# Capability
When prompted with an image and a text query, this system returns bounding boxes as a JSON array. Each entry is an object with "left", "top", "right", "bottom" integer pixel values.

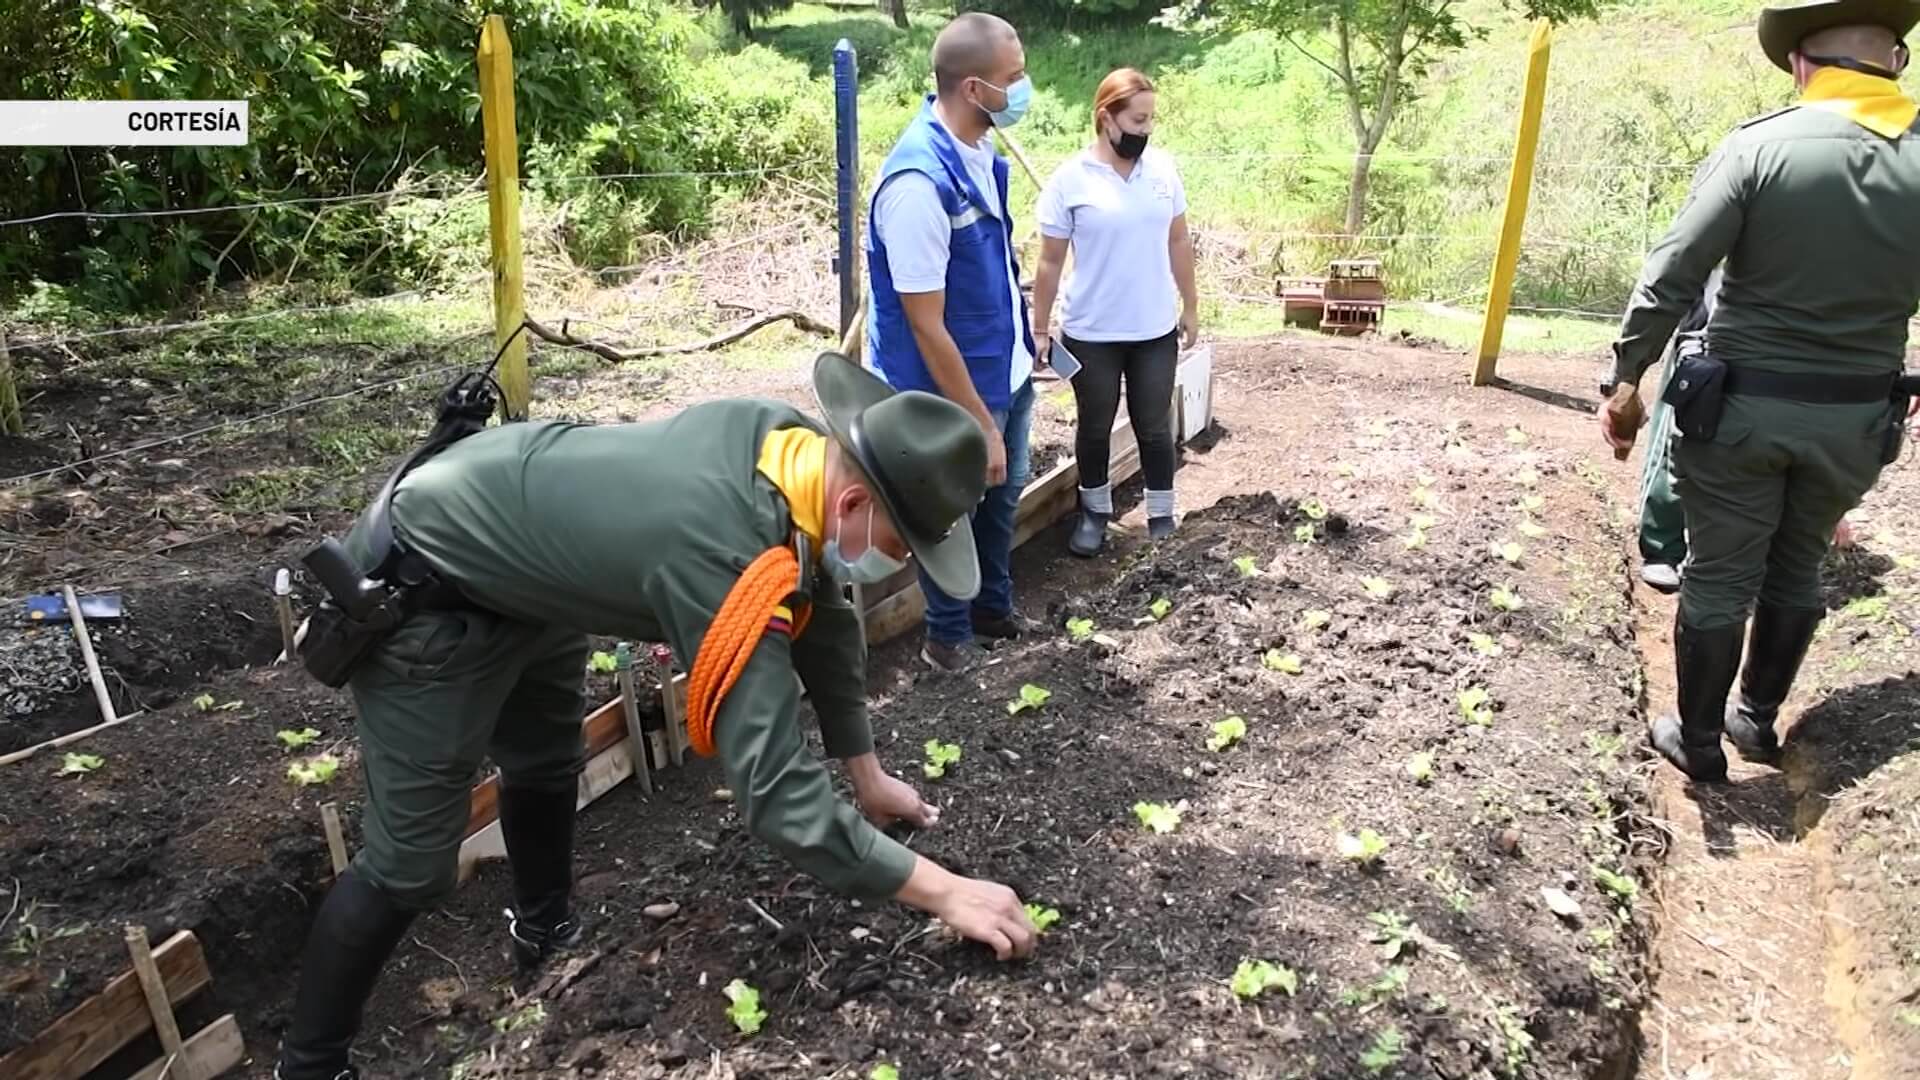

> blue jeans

[{"left": 921, "top": 377, "right": 1034, "bottom": 645}]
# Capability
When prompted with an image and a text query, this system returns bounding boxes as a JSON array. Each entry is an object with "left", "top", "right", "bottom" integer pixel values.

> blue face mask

[
  {"left": 823, "top": 502, "right": 906, "bottom": 587},
  {"left": 976, "top": 75, "right": 1033, "bottom": 128}
]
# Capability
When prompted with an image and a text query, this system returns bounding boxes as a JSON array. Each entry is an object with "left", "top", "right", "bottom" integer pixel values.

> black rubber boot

[
  {"left": 499, "top": 785, "right": 582, "bottom": 972},
  {"left": 1068, "top": 509, "right": 1109, "bottom": 557},
  {"left": 273, "top": 866, "right": 417, "bottom": 1080},
  {"left": 1648, "top": 614, "right": 1743, "bottom": 783},
  {"left": 1725, "top": 604, "right": 1824, "bottom": 764},
  {"left": 1147, "top": 515, "right": 1176, "bottom": 541}
]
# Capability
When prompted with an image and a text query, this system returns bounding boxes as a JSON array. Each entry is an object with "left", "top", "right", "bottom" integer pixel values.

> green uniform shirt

[
  {"left": 375, "top": 398, "right": 917, "bottom": 901},
  {"left": 1614, "top": 104, "right": 1920, "bottom": 385}
]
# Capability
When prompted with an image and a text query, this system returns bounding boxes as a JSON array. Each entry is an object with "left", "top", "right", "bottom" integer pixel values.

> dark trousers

[{"left": 1063, "top": 330, "right": 1177, "bottom": 492}]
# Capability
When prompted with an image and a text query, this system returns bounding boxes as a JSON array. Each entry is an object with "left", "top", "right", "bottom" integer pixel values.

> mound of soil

[{"left": 0, "top": 339, "right": 1661, "bottom": 1080}]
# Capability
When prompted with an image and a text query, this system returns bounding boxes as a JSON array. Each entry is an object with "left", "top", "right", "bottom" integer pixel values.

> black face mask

[{"left": 1111, "top": 129, "right": 1149, "bottom": 160}]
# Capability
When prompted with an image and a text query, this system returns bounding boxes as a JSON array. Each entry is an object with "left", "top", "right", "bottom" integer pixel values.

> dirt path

[
  {"left": 1632, "top": 597, "right": 1847, "bottom": 1080},
  {"left": 1629, "top": 458, "right": 1920, "bottom": 1080}
]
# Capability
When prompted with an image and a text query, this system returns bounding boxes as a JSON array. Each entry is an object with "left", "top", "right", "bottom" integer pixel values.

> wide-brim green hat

[
  {"left": 1759, "top": 0, "right": 1920, "bottom": 71},
  {"left": 811, "top": 352, "right": 988, "bottom": 600}
]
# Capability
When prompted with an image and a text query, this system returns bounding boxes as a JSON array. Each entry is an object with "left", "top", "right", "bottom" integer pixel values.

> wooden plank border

[{"left": 0, "top": 931, "right": 211, "bottom": 1080}]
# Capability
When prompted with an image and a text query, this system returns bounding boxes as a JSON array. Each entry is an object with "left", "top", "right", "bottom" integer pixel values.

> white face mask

[{"left": 823, "top": 501, "right": 906, "bottom": 587}]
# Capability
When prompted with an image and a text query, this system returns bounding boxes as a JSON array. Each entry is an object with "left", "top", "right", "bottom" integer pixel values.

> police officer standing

[{"left": 1601, "top": 0, "right": 1920, "bottom": 782}]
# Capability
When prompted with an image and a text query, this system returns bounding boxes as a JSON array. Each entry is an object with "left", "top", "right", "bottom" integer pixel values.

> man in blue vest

[{"left": 865, "top": 12, "right": 1040, "bottom": 673}]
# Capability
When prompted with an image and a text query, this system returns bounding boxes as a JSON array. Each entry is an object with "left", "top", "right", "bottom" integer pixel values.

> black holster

[
  {"left": 1661, "top": 342, "right": 1727, "bottom": 441},
  {"left": 294, "top": 373, "right": 502, "bottom": 688}
]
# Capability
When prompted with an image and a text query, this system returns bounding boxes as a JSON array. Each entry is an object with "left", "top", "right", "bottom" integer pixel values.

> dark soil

[{"left": 0, "top": 338, "right": 1662, "bottom": 1080}]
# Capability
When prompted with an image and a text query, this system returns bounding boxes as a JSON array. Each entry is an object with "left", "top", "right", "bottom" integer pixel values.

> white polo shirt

[
  {"left": 867, "top": 130, "right": 1032, "bottom": 399},
  {"left": 1034, "top": 146, "right": 1187, "bottom": 343}
]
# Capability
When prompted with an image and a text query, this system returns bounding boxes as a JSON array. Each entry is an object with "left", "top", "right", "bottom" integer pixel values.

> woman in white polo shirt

[{"left": 1031, "top": 67, "right": 1198, "bottom": 556}]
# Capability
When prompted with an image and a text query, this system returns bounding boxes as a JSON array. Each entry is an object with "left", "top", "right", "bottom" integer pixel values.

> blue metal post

[{"left": 832, "top": 39, "right": 860, "bottom": 337}]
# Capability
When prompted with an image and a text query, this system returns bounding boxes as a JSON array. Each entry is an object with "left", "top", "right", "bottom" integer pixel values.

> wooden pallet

[{"left": 0, "top": 930, "right": 243, "bottom": 1080}]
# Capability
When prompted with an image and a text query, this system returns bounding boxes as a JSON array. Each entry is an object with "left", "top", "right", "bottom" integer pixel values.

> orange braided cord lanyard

[{"left": 685, "top": 545, "right": 813, "bottom": 757}]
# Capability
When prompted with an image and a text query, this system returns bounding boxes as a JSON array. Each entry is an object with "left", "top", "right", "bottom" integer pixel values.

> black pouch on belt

[
  {"left": 1884, "top": 392, "right": 1911, "bottom": 465},
  {"left": 1661, "top": 348, "right": 1728, "bottom": 441}
]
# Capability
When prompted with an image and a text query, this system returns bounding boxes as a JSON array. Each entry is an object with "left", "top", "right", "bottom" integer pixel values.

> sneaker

[
  {"left": 506, "top": 908, "right": 584, "bottom": 972},
  {"left": 972, "top": 609, "right": 1042, "bottom": 642},
  {"left": 1640, "top": 562, "right": 1681, "bottom": 594},
  {"left": 921, "top": 639, "right": 989, "bottom": 673}
]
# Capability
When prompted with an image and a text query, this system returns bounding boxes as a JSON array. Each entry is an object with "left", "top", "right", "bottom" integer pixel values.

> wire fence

[{"left": 0, "top": 163, "right": 815, "bottom": 230}]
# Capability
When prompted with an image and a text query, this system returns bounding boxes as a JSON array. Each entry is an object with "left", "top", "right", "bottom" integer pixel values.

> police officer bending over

[
  {"left": 274, "top": 355, "right": 1039, "bottom": 1080},
  {"left": 1601, "top": 0, "right": 1920, "bottom": 782}
]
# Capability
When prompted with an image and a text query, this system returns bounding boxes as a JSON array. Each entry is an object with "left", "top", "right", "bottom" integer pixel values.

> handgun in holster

[
  {"left": 294, "top": 364, "right": 507, "bottom": 687},
  {"left": 1884, "top": 373, "right": 1920, "bottom": 465}
]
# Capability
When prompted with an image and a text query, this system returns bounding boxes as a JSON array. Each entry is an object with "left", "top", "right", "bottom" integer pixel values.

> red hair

[{"left": 1092, "top": 67, "right": 1155, "bottom": 132}]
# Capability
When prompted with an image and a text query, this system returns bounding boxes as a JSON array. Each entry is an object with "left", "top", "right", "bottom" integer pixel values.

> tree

[
  {"left": 1166, "top": 0, "right": 1611, "bottom": 236},
  {"left": 888, "top": 0, "right": 909, "bottom": 31}
]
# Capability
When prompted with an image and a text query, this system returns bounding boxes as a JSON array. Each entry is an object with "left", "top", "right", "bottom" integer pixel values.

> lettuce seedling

[
  {"left": 1066, "top": 617, "right": 1095, "bottom": 641},
  {"left": 1467, "top": 633, "right": 1503, "bottom": 657},
  {"left": 1338, "top": 828, "right": 1389, "bottom": 865},
  {"left": 1207, "top": 716, "right": 1247, "bottom": 751},
  {"left": 1404, "top": 529, "right": 1429, "bottom": 550},
  {"left": 1230, "top": 958, "right": 1298, "bottom": 1000},
  {"left": 588, "top": 651, "right": 618, "bottom": 673},
  {"left": 1360, "top": 1027, "right": 1406, "bottom": 1074},
  {"left": 1494, "top": 542, "right": 1523, "bottom": 565},
  {"left": 870, "top": 1066, "right": 900, "bottom": 1080},
  {"left": 1412, "top": 487, "right": 1440, "bottom": 510},
  {"left": 1233, "top": 556, "right": 1259, "bottom": 578},
  {"left": 1457, "top": 687, "right": 1494, "bottom": 727},
  {"left": 723, "top": 979, "right": 766, "bottom": 1035},
  {"left": 1007, "top": 684, "right": 1051, "bottom": 715},
  {"left": 1490, "top": 586, "right": 1524, "bottom": 612},
  {"left": 1149, "top": 597, "right": 1173, "bottom": 620},
  {"left": 192, "top": 694, "right": 216, "bottom": 712},
  {"left": 1024, "top": 904, "right": 1062, "bottom": 933},
  {"left": 1134, "top": 801, "right": 1182, "bottom": 834},
  {"left": 1263, "top": 651, "right": 1303, "bottom": 675},
  {"left": 1520, "top": 494, "right": 1546, "bottom": 513},
  {"left": 1513, "top": 467, "right": 1539, "bottom": 488},
  {"left": 287, "top": 755, "right": 340, "bottom": 786},
  {"left": 1362, "top": 577, "right": 1394, "bottom": 600},
  {"left": 1303, "top": 610, "right": 1332, "bottom": 630},
  {"left": 1591, "top": 865, "right": 1639, "bottom": 904},
  {"left": 1410, "top": 513, "right": 1437, "bottom": 531},
  {"left": 1507, "top": 427, "right": 1529, "bottom": 446},
  {"left": 1294, "top": 523, "right": 1317, "bottom": 543},
  {"left": 1301, "top": 498, "right": 1329, "bottom": 521},
  {"left": 1519, "top": 518, "right": 1548, "bottom": 539},
  {"left": 59, "top": 752, "right": 103, "bottom": 776},
  {"left": 1406, "top": 752, "right": 1435, "bottom": 785},
  {"left": 277, "top": 727, "right": 321, "bottom": 750},
  {"left": 922, "top": 740, "right": 962, "bottom": 779}
]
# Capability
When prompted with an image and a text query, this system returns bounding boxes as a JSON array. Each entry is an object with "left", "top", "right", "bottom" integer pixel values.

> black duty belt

[{"left": 1723, "top": 369, "right": 1899, "bottom": 404}]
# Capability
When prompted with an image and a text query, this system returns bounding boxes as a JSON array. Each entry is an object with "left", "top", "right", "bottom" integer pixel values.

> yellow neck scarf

[
  {"left": 1800, "top": 66, "right": 1919, "bottom": 139},
  {"left": 755, "top": 427, "right": 828, "bottom": 551}
]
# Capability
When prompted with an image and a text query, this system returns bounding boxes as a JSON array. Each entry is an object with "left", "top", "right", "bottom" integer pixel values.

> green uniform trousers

[
  {"left": 1669, "top": 394, "right": 1890, "bottom": 629},
  {"left": 345, "top": 607, "right": 589, "bottom": 908},
  {"left": 1638, "top": 349, "right": 1687, "bottom": 566}
]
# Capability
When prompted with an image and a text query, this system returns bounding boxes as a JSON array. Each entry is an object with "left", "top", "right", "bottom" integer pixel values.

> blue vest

[{"left": 867, "top": 98, "right": 1032, "bottom": 412}]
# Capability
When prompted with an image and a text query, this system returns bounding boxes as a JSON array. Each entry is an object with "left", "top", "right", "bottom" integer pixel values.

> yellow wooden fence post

[
  {"left": 478, "top": 15, "right": 529, "bottom": 419},
  {"left": 1472, "top": 19, "right": 1552, "bottom": 386}
]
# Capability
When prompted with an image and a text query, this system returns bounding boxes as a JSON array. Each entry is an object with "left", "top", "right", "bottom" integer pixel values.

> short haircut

[
  {"left": 1801, "top": 23, "right": 1902, "bottom": 66},
  {"left": 933, "top": 13, "right": 1017, "bottom": 95}
]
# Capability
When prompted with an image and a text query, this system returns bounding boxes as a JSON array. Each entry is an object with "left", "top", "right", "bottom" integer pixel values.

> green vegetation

[{"left": 5, "top": 1, "right": 1788, "bottom": 325}]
